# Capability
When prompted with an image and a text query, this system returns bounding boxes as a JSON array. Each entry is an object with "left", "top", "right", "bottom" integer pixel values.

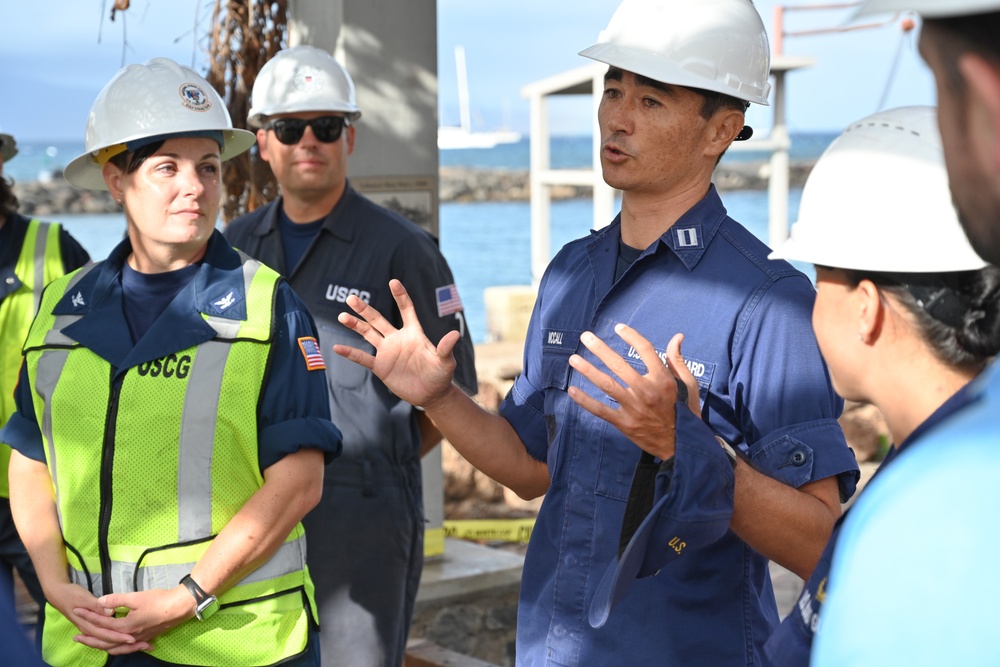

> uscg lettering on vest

[
  {"left": 326, "top": 284, "right": 372, "bottom": 304},
  {"left": 136, "top": 354, "right": 193, "bottom": 379}
]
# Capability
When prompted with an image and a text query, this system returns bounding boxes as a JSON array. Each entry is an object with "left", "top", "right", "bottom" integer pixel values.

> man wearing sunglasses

[{"left": 225, "top": 46, "right": 477, "bottom": 667}]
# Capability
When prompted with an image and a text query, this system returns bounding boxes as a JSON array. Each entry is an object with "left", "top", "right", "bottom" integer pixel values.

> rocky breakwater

[
  {"left": 439, "top": 159, "right": 816, "bottom": 203},
  {"left": 12, "top": 172, "right": 118, "bottom": 217},
  {"left": 12, "top": 161, "right": 815, "bottom": 214}
]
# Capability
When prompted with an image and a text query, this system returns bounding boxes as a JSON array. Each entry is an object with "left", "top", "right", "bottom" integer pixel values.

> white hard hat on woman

[
  {"left": 770, "top": 105, "right": 986, "bottom": 273},
  {"left": 247, "top": 45, "right": 361, "bottom": 129},
  {"left": 64, "top": 57, "right": 255, "bottom": 190}
]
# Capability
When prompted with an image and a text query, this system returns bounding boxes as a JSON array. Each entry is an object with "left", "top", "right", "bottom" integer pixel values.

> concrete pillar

[{"left": 287, "top": 0, "right": 445, "bottom": 557}]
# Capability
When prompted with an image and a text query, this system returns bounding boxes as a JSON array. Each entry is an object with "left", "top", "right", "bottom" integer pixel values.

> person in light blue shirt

[
  {"left": 764, "top": 106, "right": 1000, "bottom": 665},
  {"left": 330, "top": 1, "right": 861, "bottom": 664},
  {"left": 808, "top": 2, "right": 1000, "bottom": 664}
]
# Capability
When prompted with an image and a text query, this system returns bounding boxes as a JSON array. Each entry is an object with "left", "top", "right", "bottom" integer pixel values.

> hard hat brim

[{"left": 64, "top": 128, "right": 256, "bottom": 191}]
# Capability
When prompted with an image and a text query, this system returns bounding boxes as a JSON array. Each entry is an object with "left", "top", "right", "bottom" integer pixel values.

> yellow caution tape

[
  {"left": 442, "top": 518, "right": 536, "bottom": 545},
  {"left": 424, "top": 526, "right": 445, "bottom": 558}
]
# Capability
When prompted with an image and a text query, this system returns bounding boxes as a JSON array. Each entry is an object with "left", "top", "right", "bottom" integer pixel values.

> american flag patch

[
  {"left": 436, "top": 284, "right": 464, "bottom": 317},
  {"left": 297, "top": 337, "right": 326, "bottom": 371}
]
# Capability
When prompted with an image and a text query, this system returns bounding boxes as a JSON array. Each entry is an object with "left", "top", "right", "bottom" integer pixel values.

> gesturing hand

[
  {"left": 334, "top": 279, "right": 461, "bottom": 410},
  {"left": 567, "top": 325, "right": 700, "bottom": 460}
]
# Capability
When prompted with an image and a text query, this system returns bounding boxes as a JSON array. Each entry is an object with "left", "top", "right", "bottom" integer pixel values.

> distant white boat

[{"left": 438, "top": 45, "right": 521, "bottom": 151}]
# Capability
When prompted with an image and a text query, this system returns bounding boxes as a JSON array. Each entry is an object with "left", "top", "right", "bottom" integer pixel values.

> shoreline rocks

[{"left": 12, "top": 160, "right": 816, "bottom": 216}]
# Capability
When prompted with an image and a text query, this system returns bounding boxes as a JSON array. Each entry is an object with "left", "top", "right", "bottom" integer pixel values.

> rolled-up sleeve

[
  {"left": 258, "top": 283, "right": 343, "bottom": 470},
  {"left": 0, "top": 364, "right": 46, "bottom": 462},
  {"left": 730, "top": 275, "right": 859, "bottom": 501},
  {"left": 498, "top": 285, "right": 550, "bottom": 463}
]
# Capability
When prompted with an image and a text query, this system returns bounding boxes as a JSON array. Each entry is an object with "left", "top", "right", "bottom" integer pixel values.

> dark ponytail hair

[{"left": 840, "top": 266, "right": 1000, "bottom": 373}]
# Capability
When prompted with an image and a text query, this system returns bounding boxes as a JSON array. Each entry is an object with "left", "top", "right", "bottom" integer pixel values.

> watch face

[{"left": 196, "top": 596, "right": 219, "bottom": 621}]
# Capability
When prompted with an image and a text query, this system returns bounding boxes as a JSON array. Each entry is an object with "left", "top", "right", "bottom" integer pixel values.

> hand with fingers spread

[
  {"left": 567, "top": 325, "right": 701, "bottom": 460},
  {"left": 334, "top": 279, "right": 462, "bottom": 409}
]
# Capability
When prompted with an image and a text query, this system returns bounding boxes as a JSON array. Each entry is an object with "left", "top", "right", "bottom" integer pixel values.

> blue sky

[{"left": 1, "top": 1, "right": 934, "bottom": 141}]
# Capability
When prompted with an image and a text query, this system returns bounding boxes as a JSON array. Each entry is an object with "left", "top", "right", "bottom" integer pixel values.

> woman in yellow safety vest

[{"left": 0, "top": 58, "right": 341, "bottom": 667}]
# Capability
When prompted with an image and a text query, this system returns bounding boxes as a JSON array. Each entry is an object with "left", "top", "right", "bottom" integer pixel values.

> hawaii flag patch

[
  {"left": 436, "top": 283, "right": 464, "bottom": 317},
  {"left": 298, "top": 337, "right": 326, "bottom": 371}
]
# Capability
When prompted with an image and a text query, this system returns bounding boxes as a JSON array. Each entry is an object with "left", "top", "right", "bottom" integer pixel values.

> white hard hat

[
  {"left": 64, "top": 58, "right": 256, "bottom": 191},
  {"left": 0, "top": 132, "right": 16, "bottom": 162},
  {"left": 579, "top": 0, "right": 771, "bottom": 106},
  {"left": 247, "top": 45, "right": 361, "bottom": 129},
  {"left": 769, "top": 106, "right": 987, "bottom": 273},
  {"left": 854, "top": 0, "right": 1000, "bottom": 18}
]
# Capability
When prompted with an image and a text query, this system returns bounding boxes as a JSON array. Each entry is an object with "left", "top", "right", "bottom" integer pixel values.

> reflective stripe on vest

[
  {"left": 0, "top": 219, "right": 65, "bottom": 498},
  {"left": 67, "top": 533, "right": 309, "bottom": 597},
  {"left": 25, "top": 257, "right": 316, "bottom": 667}
]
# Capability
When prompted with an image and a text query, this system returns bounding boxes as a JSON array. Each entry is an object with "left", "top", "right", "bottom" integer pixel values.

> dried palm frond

[{"left": 206, "top": 0, "right": 287, "bottom": 222}]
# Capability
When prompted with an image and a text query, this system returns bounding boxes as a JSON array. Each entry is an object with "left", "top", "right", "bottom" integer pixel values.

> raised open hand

[
  {"left": 334, "top": 279, "right": 462, "bottom": 409},
  {"left": 567, "top": 326, "right": 700, "bottom": 460}
]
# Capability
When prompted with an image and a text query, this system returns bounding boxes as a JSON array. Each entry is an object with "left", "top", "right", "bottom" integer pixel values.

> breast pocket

[
  {"left": 320, "top": 324, "right": 373, "bottom": 390},
  {"left": 539, "top": 329, "right": 581, "bottom": 390}
]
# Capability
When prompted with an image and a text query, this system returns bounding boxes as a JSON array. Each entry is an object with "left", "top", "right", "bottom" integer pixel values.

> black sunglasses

[{"left": 265, "top": 116, "right": 349, "bottom": 145}]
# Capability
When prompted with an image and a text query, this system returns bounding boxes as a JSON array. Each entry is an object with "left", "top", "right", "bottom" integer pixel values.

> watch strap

[{"left": 180, "top": 574, "right": 218, "bottom": 620}]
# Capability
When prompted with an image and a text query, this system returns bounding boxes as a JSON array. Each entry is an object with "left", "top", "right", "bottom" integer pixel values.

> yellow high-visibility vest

[
  {"left": 23, "top": 257, "right": 317, "bottom": 667},
  {"left": 0, "top": 218, "right": 65, "bottom": 498}
]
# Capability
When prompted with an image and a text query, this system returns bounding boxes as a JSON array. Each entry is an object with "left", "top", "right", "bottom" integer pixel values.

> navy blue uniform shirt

[
  {"left": 499, "top": 186, "right": 859, "bottom": 666},
  {"left": 2, "top": 230, "right": 341, "bottom": 470}
]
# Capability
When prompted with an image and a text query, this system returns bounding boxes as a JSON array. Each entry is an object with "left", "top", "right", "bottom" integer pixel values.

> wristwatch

[{"left": 180, "top": 574, "right": 219, "bottom": 621}]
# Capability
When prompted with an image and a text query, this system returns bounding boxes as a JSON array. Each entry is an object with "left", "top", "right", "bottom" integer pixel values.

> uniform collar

[
  {"left": 53, "top": 230, "right": 247, "bottom": 373},
  {"left": 591, "top": 183, "right": 726, "bottom": 271},
  {"left": 586, "top": 185, "right": 729, "bottom": 290},
  {"left": 652, "top": 184, "right": 728, "bottom": 271},
  {"left": 252, "top": 179, "right": 362, "bottom": 244}
]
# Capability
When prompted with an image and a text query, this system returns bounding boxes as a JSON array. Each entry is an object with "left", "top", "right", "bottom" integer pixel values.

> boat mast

[{"left": 455, "top": 45, "right": 472, "bottom": 133}]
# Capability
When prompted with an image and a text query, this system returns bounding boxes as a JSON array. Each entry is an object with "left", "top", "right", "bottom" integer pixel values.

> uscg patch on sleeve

[{"left": 297, "top": 337, "right": 327, "bottom": 371}]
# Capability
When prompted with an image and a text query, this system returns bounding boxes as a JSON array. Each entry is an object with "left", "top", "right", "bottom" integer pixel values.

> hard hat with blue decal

[{"left": 64, "top": 58, "right": 256, "bottom": 191}]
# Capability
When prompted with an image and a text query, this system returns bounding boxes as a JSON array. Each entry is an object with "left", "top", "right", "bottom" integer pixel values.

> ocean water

[{"left": 9, "top": 135, "right": 824, "bottom": 343}]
